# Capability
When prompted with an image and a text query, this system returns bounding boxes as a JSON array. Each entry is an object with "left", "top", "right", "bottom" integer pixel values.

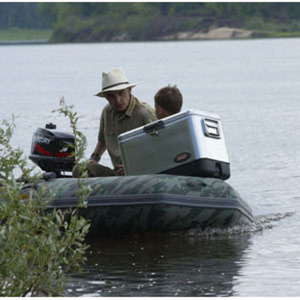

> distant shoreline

[
  {"left": 1, "top": 26, "right": 300, "bottom": 46},
  {"left": 0, "top": 39, "right": 48, "bottom": 45}
]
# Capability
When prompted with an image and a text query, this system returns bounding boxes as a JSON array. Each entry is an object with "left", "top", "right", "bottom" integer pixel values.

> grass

[
  {"left": 0, "top": 28, "right": 52, "bottom": 41},
  {"left": 251, "top": 29, "right": 300, "bottom": 38}
]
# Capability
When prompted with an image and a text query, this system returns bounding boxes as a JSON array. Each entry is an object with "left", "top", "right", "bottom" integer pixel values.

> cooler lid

[{"left": 118, "top": 109, "right": 220, "bottom": 141}]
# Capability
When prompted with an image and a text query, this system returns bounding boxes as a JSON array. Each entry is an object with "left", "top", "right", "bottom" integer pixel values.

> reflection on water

[
  {"left": 65, "top": 212, "right": 293, "bottom": 297},
  {"left": 65, "top": 232, "right": 252, "bottom": 297}
]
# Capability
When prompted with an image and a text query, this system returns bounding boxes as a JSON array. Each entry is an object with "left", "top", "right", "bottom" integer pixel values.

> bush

[{"left": 0, "top": 101, "right": 90, "bottom": 296}]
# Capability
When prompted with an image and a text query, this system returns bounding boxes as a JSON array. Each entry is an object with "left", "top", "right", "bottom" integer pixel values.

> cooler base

[{"left": 160, "top": 158, "right": 230, "bottom": 180}]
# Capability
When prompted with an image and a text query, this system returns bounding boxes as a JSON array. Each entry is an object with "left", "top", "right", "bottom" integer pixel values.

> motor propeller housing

[{"left": 29, "top": 123, "right": 75, "bottom": 177}]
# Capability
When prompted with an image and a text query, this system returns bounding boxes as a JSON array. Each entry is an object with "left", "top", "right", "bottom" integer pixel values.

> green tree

[
  {"left": 35, "top": 2, "right": 300, "bottom": 42},
  {"left": 0, "top": 101, "right": 91, "bottom": 296},
  {"left": 0, "top": 3, "right": 51, "bottom": 29}
]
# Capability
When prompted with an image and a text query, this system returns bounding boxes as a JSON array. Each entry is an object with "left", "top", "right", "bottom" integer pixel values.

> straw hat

[{"left": 95, "top": 68, "right": 137, "bottom": 97}]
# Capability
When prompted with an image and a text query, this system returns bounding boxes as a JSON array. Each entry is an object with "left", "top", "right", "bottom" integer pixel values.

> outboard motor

[{"left": 29, "top": 123, "right": 75, "bottom": 177}]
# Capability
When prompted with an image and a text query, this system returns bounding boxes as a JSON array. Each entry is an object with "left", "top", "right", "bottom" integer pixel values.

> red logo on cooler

[{"left": 174, "top": 152, "right": 191, "bottom": 163}]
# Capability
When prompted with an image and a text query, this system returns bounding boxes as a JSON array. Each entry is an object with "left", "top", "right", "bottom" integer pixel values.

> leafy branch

[{"left": 0, "top": 100, "right": 91, "bottom": 296}]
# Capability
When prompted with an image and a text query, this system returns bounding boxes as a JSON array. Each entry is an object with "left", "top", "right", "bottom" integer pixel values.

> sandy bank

[{"left": 159, "top": 27, "right": 253, "bottom": 41}]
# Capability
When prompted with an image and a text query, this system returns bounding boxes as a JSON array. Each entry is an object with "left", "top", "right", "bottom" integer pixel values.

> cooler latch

[
  {"left": 143, "top": 120, "right": 165, "bottom": 136},
  {"left": 202, "top": 118, "right": 221, "bottom": 139}
]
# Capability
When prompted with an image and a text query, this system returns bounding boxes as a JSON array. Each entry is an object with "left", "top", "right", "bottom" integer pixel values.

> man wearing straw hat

[{"left": 74, "top": 67, "right": 156, "bottom": 177}]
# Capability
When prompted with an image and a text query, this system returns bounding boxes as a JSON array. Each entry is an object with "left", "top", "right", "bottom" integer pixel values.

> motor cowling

[{"left": 29, "top": 123, "right": 75, "bottom": 176}]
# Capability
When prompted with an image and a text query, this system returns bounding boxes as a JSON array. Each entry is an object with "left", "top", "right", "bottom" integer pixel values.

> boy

[{"left": 154, "top": 85, "right": 183, "bottom": 119}]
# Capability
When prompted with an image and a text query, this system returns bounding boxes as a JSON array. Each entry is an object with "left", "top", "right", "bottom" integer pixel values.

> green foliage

[
  {"left": 0, "top": 3, "right": 51, "bottom": 29},
  {"left": 44, "top": 2, "right": 300, "bottom": 42},
  {"left": 0, "top": 28, "right": 51, "bottom": 41},
  {"left": 2, "top": 3, "right": 300, "bottom": 42},
  {"left": 53, "top": 98, "right": 92, "bottom": 206},
  {"left": 0, "top": 101, "right": 91, "bottom": 296}
]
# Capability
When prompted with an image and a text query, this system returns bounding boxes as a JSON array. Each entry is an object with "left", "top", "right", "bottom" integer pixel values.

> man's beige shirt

[{"left": 98, "top": 95, "right": 157, "bottom": 167}]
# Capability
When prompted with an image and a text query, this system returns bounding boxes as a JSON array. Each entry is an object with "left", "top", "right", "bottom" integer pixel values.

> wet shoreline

[{"left": 0, "top": 39, "right": 48, "bottom": 45}]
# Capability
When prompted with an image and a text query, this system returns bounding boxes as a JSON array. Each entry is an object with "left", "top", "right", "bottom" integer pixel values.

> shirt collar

[{"left": 124, "top": 95, "right": 136, "bottom": 117}]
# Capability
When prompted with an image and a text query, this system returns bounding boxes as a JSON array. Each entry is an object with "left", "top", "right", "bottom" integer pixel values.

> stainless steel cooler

[{"left": 118, "top": 110, "right": 230, "bottom": 179}]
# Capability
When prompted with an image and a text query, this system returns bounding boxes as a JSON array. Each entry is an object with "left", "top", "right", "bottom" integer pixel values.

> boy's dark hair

[{"left": 154, "top": 85, "right": 183, "bottom": 115}]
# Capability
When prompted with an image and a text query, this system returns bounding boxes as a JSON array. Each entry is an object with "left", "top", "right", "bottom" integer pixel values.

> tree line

[
  {"left": 0, "top": 3, "right": 50, "bottom": 29},
  {"left": 1, "top": 3, "right": 300, "bottom": 42}
]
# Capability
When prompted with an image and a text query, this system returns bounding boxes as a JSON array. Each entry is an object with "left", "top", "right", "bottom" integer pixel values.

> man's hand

[
  {"left": 115, "top": 165, "right": 124, "bottom": 176},
  {"left": 90, "top": 153, "right": 100, "bottom": 162}
]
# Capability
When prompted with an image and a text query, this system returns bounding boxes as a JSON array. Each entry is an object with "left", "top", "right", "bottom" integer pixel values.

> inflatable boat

[
  {"left": 34, "top": 174, "right": 253, "bottom": 235},
  {"left": 25, "top": 119, "right": 253, "bottom": 235}
]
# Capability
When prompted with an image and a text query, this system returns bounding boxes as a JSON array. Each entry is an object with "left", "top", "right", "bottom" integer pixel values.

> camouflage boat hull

[{"left": 40, "top": 174, "right": 253, "bottom": 235}]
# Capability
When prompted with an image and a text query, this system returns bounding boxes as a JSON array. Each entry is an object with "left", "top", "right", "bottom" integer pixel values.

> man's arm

[
  {"left": 90, "top": 107, "right": 107, "bottom": 163},
  {"left": 90, "top": 140, "right": 106, "bottom": 162}
]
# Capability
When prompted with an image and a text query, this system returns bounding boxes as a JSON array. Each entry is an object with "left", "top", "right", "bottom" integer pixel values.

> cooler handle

[
  {"left": 143, "top": 120, "right": 165, "bottom": 135},
  {"left": 202, "top": 118, "right": 221, "bottom": 139}
]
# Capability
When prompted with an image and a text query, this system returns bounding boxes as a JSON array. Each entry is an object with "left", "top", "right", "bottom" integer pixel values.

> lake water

[{"left": 1, "top": 38, "right": 300, "bottom": 296}]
